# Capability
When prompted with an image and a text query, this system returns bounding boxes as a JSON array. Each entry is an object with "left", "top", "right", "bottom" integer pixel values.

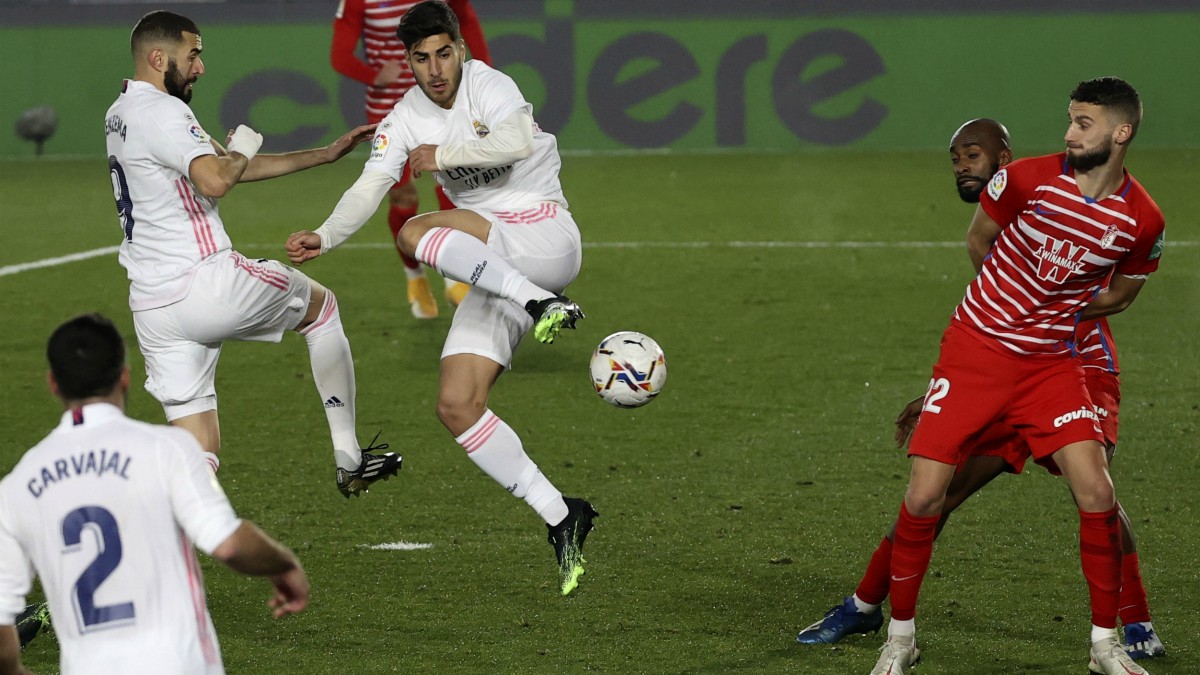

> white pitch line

[
  {"left": 359, "top": 541, "right": 434, "bottom": 551},
  {"left": 2, "top": 240, "right": 1196, "bottom": 278},
  {"left": 0, "top": 245, "right": 120, "bottom": 277}
]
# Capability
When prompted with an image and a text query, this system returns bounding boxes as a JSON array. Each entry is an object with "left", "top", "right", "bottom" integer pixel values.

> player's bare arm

[
  {"left": 211, "top": 521, "right": 309, "bottom": 617},
  {"left": 1079, "top": 274, "right": 1148, "bottom": 321},
  {"left": 894, "top": 395, "right": 924, "bottom": 448},
  {"left": 188, "top": 124, "right": 262, "bottom": 198},
  {"left": 966, "top": 205, "right": 1002, "bottom": 274},
  {"left": 0, "top": 624, "right": 35, "bottom": 675},
  {"left": 240, "top": 123, "right": 377, "bottom": 182}
]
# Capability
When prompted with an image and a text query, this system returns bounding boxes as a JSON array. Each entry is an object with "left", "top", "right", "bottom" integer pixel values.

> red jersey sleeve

[
  {"left": 1115, "top": 183, "right": 1165, "bottom": 277},
  {"left": 331, "top": 0, "right": 378, "bottom": 86},
  {"left": 448, "top": 0, "right": 491, "bottom": 65},
  {"left": 979, "top": 155, "right": 1048, "bottom": 229}
]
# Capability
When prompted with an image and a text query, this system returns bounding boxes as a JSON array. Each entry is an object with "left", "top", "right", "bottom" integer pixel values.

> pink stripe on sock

[
  {"left": 300, "top": 292, "right": 337, "bottom": 335},
  {"left": 460, "top": 412, "right": 500, "bottom": 453},
  {"left": 417, "top": 227, "right": 453, "bottom": 269}
]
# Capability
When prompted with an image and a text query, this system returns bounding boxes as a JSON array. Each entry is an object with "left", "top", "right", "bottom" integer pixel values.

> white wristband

[{"left": 227, "top": 124, "right": 264, "bottom": 162}]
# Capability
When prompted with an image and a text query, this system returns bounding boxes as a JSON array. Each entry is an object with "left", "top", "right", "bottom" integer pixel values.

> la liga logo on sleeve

[
  {"left": 987, "top": 169, "right": 1007, "bottom": 200},
  {"left": 188, "top": 124, "right": 208, "bottom": 145},
  {"left": 369, "top": 134, "right": 389, "bottom": 161}
]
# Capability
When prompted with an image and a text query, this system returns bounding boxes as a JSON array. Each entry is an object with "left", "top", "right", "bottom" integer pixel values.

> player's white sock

[
  {"left": 415, "top": 227, "right": 552, "bottom": 307},
  {"left": 851, "top": 594, "right": 879, "bottom": 614},
  {"left": 404, "top": 265, "right": 425, "bottom": 281},
  {"left": 456, "top": 409, "right": 569, "bottom": 525},
  {"left": 888, "top": 618, "right": 915, "bottom": 638},
  {"left": 1091, "top": 625, "right": 1119, "bottom": 643},
  {"left": 299, "top": 291, "right": 361, "bottom": 471},
  {"left": 202, "top": 451, "right": 220, "bottom": 474}
]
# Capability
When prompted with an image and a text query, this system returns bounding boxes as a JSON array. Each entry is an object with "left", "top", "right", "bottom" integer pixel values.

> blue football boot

[
  {"left": 796, "top": 596, "right": 884, "bottom": 644},
  {"left": 1123, "top": 622, "right": 1166, "bottom": 660}
]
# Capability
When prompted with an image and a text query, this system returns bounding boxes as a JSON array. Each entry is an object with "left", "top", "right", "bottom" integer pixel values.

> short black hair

[
  {"left": 397, "top": 1, "right": 461, "bottom": 52},
  {"left": 1070, "top": 76, "right": 1142, "bottom": 141},
  {"left": 131, "top": 10, "right": 199, "bottom": 56},
  {"left": 47, "top": 314, "right": 126, "bottom": 401}
]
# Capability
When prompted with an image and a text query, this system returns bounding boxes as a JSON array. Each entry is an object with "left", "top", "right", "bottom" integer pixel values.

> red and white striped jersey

[
  {"left": 332, "top": 0, "right": 491, "bottom": 124},
  {"left": 0, "top": 404, "right": 240, "bottom": 674},
  {"left": 105, "top": 80, "right": 231, "bottom": 311},
  {"left": 1075, "top": 317, "right": 1120, "bottom": 373},
  {"left": 953, "top": 153, "right": 1164, "bottom": 356}
]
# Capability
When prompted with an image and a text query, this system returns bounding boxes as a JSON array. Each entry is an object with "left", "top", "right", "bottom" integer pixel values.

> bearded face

[{"left": 163, "top": 57, "right": 194, "bottom": 103}]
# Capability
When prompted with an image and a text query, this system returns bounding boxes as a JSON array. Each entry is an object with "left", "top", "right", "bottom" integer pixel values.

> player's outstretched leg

[
  {"left": 297, "top": 285, "right": 400, "bottom": 496},
  {"left": 547, "top": 497, "right": 600, "bottom": 596},
  {"left": 796, "top": 596, "right": 883, "bottom": 644},
  {"left": 16, "top": 602, "right": 50, "bottom": 650},
  {"left": 412, "top": 226, "right": 583, "bottom": 340}
]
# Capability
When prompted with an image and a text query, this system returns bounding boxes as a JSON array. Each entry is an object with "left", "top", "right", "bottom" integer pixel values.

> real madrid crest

[{"left": 473, "top": 120, "right": 490, "bottom": 138}]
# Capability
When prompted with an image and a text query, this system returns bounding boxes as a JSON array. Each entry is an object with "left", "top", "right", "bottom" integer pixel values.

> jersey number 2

[
  {"left": 62, "top": 506, "right": 135, "bottom": 631},
  {"left": 922, "top": 377, "right": 951, "bottom": 414},
  {"left": 108, "top": 156, "right": 135, "bottom": 241}
]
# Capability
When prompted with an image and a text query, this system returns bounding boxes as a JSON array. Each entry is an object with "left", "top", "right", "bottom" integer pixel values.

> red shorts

[
  {"left": 910, "top": 323, "right": 1102, "bottom": 467},
  {"left": 1086, "top": 369, "right": 1120, "bottom": 448}
]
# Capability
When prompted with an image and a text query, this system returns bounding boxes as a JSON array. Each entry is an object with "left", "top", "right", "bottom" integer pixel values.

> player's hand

[
  {"left": 408, "top": 144, "right": 439, "bottom": 178},
  {"left": 226, "top": 124, "right": 264, "bottom": 161},
  {"left": 267, "top": 566, "right": 310, "bottom": 618},
  {"left": 286, "top": 231, "right": 323, "bottom": 264},
  {"left": 894, "top": 395, "right": 925, "bottom": 449},
  {"left": 373, "top": 60, "right": 405, "bottom": 86},
  {"left": 324, "top": 123, "right": 377, "bottom": 163}
]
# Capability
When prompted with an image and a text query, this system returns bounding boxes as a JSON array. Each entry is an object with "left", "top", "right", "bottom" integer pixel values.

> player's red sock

[
  {"left": 435, "top": 184, "right": 455, "bottom": 211},
  {"left": 1079, "top": 506, "right": 1122, "bottom": 629},
  {"left": 855, "top": 535, "right": 893, "bottom": 606},
  {"left": 888, "top": 503, "right": 938, "bottom": 621},
  {"left": 387, "top": 202, "right": 421, "bottom": 270},
  {"left": 1118, "top": 550, "right": 1152, "bottom": 625}
]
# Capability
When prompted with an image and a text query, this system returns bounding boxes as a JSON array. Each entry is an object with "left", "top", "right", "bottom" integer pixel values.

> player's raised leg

[
  {"left": 399, "top": 209, "right": 583, "bottom": 343},
  {"left": 295, "top": 280, "right": 400, "bottom": 497}
]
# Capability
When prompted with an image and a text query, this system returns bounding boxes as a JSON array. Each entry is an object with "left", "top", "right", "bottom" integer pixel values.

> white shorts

[
  {"left": 133, "top": 250, "right": 311, "bottom": 420},
  {"left": 442, "top": 203, "right": 582, "bottom": 368}
]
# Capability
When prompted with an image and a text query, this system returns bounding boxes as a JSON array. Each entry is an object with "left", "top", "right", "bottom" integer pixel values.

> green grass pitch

[{"left": 1, "top": 148, "right": 1197, "bottom": 674}]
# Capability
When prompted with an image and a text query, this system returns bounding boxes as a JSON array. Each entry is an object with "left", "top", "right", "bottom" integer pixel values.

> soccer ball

[{"left": 589, "top": 331, "right": 667, "bottom": 408}]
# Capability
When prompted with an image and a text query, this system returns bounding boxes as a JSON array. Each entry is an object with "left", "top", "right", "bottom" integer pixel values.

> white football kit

[
  {"left": 325, "top": 60, "right": 582, "bottom": 365},
  {"left": 0, "top": 403, "right": 242, "bottom": 674},
  {"left": 105, "top": 80, "right": 311, "bottom": 418}
]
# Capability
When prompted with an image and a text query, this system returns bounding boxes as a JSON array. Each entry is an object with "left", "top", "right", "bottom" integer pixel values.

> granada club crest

[{"left": 1100, "top": 224, "right": 1119, "bottom": 249}]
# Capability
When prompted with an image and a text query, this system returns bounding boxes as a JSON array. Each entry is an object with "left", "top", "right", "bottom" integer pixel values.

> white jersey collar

[{"left": 57, "top": 402, "right": 125, "bottom": 430}]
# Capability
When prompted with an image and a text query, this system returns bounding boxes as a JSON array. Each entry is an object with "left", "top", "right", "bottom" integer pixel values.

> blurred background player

[
  {"left": 107, "top": 11, "right": 400, "bottom": 497},
  {"left": 795, "top": 118, "right": 1165, "bottom": 661},
  {"left": 331, "top": 0, "right": 491, "bottom": 319},
  {"left": 290, "top": 1, "right": 595, "bottom": 596},
  {"left": 0, "top": 314, "right": 309, "bottom": 675}
]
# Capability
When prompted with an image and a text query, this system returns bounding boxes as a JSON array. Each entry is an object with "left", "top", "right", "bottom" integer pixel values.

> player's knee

[
  {"left": 397, "top": 213, "right": 436, "bottom": 256},
  {"left": 902, "top": 489, "right": 945, "bottom": 518},
  {"left": 436, "top": 392, "right": 486, "bottom": 436}
]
